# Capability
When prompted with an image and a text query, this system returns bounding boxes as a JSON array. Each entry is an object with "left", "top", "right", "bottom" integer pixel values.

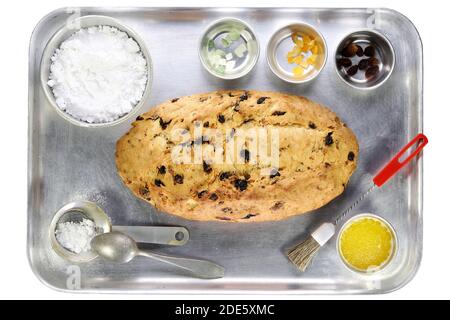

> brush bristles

[{"left": 287, "top": 236, "right": 321, "bottom": 272}]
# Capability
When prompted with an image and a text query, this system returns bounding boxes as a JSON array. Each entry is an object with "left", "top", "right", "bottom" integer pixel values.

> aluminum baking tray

[{"left": 28, "top": 7, "right": 423, "bottom": 294}]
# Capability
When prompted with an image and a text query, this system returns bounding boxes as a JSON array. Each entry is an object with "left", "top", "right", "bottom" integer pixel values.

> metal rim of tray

[{"left": 28, "top": 7, "right": 424, "bottom": 294}]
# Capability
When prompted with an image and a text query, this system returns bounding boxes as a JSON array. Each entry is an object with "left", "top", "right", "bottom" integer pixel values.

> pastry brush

[{"left": 287, "top": 133, "right": 428, "bottom": 272}]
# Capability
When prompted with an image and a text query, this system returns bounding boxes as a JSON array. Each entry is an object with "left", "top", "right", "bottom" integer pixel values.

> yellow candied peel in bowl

[
  {"left": 287, "top": 32, "right": 321, "bottom": 78},
  {"left": 339, "top": 217, "right": 394, "bottom": 272}
]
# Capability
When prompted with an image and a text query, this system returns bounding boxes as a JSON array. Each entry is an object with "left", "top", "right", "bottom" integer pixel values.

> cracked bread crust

[{"left": 116, "top": 90, "right": 359, "bottom": 222}]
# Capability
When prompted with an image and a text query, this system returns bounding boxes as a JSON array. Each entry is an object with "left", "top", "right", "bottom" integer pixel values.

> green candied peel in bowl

[
  {"left": 206, "top": 27, "right": 249, "bottom": 75},
  {"left": 234, "top": 43, "right": 247, "bottom": 58}
]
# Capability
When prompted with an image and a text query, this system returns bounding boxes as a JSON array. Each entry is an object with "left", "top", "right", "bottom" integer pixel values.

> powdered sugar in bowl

[
  {"left": 49, "top": 201, "right": 112, "bottom": 263},
  {"left": 40, "top": 15, "right": 152, "bottom": 127}
]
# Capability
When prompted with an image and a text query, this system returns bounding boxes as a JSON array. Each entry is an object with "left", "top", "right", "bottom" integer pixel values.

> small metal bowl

[
  {"left": 40, "top": 15, "right": 153, "bottom": 128},
  {"left": 335, "top": 30, "right": 395, "bottom": 90},
  {"left": 337, "top": 213, "right": 398, "bottom": 275},
  {"left": 266, "top": 23, "right": 327, "bottom": 84},
  {"left": 49, "top": 201, "right": 111, "bottom": 263},
  {"left": 199, "top": 17, "right": 260, "bottom": 80}
]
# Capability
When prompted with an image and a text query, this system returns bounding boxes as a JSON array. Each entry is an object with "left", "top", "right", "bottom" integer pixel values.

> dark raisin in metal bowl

[{"left": 334, "top": 30, "right": 395, "bottom": 90}]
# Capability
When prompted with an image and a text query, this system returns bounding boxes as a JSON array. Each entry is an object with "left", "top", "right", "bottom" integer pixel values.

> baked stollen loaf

[{"left": 116, "top": 90, "right": 358, "bottom": 222}]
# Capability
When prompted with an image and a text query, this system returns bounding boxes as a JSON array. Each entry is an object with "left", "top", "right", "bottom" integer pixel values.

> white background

[{"left": 0, "top": 0, "right": 448, "bottom": 300}]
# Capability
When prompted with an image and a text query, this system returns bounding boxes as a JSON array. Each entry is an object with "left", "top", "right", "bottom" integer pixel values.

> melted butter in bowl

[{"left": 337, "top": 214, "right": 397, "bottom": 274}]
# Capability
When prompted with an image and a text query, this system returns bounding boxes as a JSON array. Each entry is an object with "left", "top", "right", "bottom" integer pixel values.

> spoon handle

[
  {"left": 138, "top": 250, "right": 225, "bottom": 279},
  {"left": 113, "top": 226, "right": 189, "bottom": 246}
]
